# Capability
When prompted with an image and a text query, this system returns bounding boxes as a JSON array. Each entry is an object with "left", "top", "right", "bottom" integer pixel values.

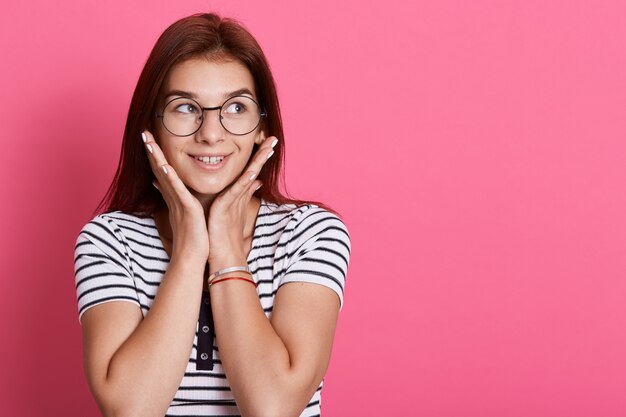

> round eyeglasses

[{"left": 156, "top": 95, "right": 267, "bottom": 137}]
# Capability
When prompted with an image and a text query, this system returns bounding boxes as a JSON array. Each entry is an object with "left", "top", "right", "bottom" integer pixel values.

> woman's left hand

[{"left": 206, "top": 136, "right": 277, "bottom": 272}]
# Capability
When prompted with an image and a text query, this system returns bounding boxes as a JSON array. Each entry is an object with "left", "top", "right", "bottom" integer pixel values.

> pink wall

[{"left": 2, "top": 0, "right": 625, "bottom": 415}]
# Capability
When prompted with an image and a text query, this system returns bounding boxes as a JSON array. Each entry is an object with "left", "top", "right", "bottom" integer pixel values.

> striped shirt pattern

[{"left": 74, "top": 201, "right": 350, "bottom": 417}]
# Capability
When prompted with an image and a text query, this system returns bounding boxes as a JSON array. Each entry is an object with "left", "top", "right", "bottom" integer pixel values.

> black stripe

[
  {"left": 75, "top": 248, "right": 127, "bottom": 273},
  {"left": 75, "top": 260, "right": 106, "bottom": 275},
  {"left": 123, "top": 241, "right": 169, "bottom": 262},
  {"left": 249, "top": 265, "right": 274, "bottom": 275},
  {"left": 248, "top": 252, "right": 280, "bottom": 264},
  {"left": 80, "top": 230, "right": 126, "bottom": 264},
  {"left": 292, "top": 222, "right": 349, "bottom": 248},
  {"left": 260, "top": 256, "right": 346, "bottom": 285},
  {"left": 297, "top": 256, "right": 346, "bottom": 279},
  {"left": 251, "top": 240, "right": 288, "bottom": 251},
  {"left": 77, "top": 283, "right": 137, "bottom": 302},
  {"left": 131, "top": 271, "right": 163, "bottom": 287},
  {"left": 254, "top": 213, "right": 292, "bottom": 229},
  {"left": 131, "top": 261, "right": 168, "bottom": 275},
  {"left": 306, "top": 246, "right": 348, "bottom": 267},
  {"left": 133, "top": 285, "right": 156, "bottom": 300},
  {"left": 79, "top": 295, "right": 140, "bottom": 316},
  {"left": 125, "top": 235, "right": 169, "bottom": 257},
  {"left": 252, "top": 226, "right": 291, "bottom": 241},
  {"left": 91, "top": 220, "right": 122, "bottom": 244},
  {"left": 74, "top": 240, "right": 92, "bottom": 251},
  {"left": 281, "top": 270, "right": 344, "bottom": 295},
  {"left": 176, "top": 385, "right": 230, "bottom": 391},
  {"left": 170, "top": 398, "right": 236, "bottom": 405},
  {"left": 317, "top": 237, "right": 351, "bottom": 254},
  {"left": 103, "top": 213, "right": 159, "bottom": 232},
  {"left": 258, "top": 288, "right": 280, "bottom": 299},
  {"left": 305, "top": 399, "right": 321, "bottom": 409},
  {"left": 112, "top": 222, "right": 162, "bottom": 242},
  {"left": 184, "top": 371, "right": 227, "bottom": 378},
  {"left": 76, "top": 271, "right": 129, "bottom": 289}
]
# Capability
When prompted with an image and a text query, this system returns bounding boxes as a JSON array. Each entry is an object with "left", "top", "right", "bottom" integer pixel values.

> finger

[
  {"left": 243, "top": 135, "right": 278, "bottom": 180},
  {"left": 142, "top": 130, "right": 170, "bottom": 173},
  {"left": 215, "top": 137, "right": 277, "bottom": 205},
  {"left": 141, "top": 131, "right": 193, "bottom": 206},
  {"left": 245, "top": 180, "right": 262, "bottom": 201}
]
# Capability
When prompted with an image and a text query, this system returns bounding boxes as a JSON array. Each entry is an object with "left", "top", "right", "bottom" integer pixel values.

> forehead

[{"left": 162, "top": 57, "right": 257, "bottom": 101}]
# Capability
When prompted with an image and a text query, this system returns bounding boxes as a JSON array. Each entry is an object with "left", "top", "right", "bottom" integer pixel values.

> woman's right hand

[{"left": 142, "top": 130, "right": 209, "bottom": 263}]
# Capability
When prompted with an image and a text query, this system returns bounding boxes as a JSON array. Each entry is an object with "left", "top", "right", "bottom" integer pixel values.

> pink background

[{"left": 2, "top": 0, "right": 625, "bottom": 416}]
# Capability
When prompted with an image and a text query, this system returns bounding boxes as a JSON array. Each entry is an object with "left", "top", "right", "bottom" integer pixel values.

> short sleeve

[
  {"left": 280, "top": 207, "right": 351, "bottom": 309},
  {"left": 74, "top": 215, "right": 140, "bottom": 323}
]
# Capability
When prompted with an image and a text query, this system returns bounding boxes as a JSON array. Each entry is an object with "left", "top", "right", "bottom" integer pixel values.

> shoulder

[
  {"left": 259, "top": 201, "right": 350, "bottom": 243},
  {"left": 77, "top": 212, "right": 157, "bottom": 243},
  {"left": 257, "top": 201, "right": 351, "bottom": 265},
  {"left": 269, "top": 203, "right": 351, "bottom": 308},
  {"left": 75, "top": 211, "right": 160, "bottom": 260}
]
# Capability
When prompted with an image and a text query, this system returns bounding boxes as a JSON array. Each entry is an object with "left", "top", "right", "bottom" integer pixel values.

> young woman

[{"left": 74, "top": 13, "right": 350, "bottom": 417}]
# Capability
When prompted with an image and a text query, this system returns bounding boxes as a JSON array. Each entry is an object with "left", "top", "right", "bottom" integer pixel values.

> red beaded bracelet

[{"left": 209, "top": 276, "right": 258, "bottom": 288}]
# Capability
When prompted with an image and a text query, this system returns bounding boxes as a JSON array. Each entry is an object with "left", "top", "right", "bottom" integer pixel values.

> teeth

[{"left": 195, "top": 156, "right": 225, "bottom": 165}]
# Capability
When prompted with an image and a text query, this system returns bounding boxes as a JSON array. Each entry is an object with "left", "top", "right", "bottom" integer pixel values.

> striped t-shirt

[{"left": 74, "top": 201, "right": 350, "bottom": 417}]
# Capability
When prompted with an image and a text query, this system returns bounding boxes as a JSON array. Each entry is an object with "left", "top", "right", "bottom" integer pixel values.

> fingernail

[
  {"left": 255, "top": 183, "right": 262, "bottom": 190},
  {"left": 271, "top": 138, "right": 278, "bottom": 148},
  {"left": 141, "top": 132, "right": 147, "bottom": 143},
  {"left": 152, "top": 181, "right": 159, "bottom": 190},
  {"left": 161, "top": 165, "right": 168, "bottom": 174},
  {"left": 249, "top": 172, "right": 257, "bottom": 181},
  {"left": 267, "top": 150, "right": 274, "bottom": 160},
  {"left": 146, "top": 144, "right": 153, "bottom": 154}
]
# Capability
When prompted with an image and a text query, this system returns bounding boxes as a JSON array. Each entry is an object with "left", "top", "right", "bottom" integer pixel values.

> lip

[{"left": 188, "top": 153, "right": 230, "bottom": 171}]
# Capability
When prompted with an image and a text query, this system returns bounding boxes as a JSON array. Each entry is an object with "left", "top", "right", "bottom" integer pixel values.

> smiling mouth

[{"left": 193, "top": 155, "right": 226, "bottom": 165}]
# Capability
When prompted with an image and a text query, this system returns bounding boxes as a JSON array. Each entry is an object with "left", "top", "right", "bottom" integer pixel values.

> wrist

[
  {"left": 167, "top": 257, "right": 207, "bottom": 280},
  {"left": 207, "top": 265, "right": 249, "bottom": 279},
  {"left": 208, "top": 256, "right": 248, "bottom": 275}
]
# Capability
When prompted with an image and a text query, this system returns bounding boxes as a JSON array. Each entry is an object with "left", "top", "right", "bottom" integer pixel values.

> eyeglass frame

[{"left": 155, "top": 95, "right": 268, "bottom": 137}]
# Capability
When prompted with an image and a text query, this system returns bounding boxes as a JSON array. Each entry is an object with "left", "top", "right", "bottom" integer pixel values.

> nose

[{"left": 195, "top": 109, "right": 224, "bottom": 144}]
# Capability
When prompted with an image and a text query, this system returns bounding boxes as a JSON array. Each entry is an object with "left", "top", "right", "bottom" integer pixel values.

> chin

[
  {"left": 187, "top": 179, "right": 232, "bottom": 198},
  {"left": 189, "top": 186, "right": 222, "bottom": 199}
]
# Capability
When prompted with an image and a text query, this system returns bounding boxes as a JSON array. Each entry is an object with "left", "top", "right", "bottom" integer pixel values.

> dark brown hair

[{"left": 97, "top": 13, "right": 320, "bottom": 216}]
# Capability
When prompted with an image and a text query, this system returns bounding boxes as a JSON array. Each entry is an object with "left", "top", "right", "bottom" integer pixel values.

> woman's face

[{"left": 154, "top": 57, "right": 265, "bottom": 201}]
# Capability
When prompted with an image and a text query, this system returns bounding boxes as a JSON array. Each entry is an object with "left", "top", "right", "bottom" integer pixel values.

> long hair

[{"left": 97, "top": 13, "right": 318, "bottom": 216}]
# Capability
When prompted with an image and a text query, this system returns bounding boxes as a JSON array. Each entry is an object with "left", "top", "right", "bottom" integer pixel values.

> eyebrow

[{"left": 163, "top": 88, "right": 255, "bottom": 101}]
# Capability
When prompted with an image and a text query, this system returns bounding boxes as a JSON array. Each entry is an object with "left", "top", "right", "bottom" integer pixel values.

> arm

[
  {"left": 80, "top": 259, "right": 205, "bottom": 417},
  {"left": 79, "top": 131, "right": 210, "bottom": 416},
  {"left": 210, "top": 279, "right": 341, "bottom": 417},
  {"left": 206, "top": 147, "right": 350, "bottom": 417}
]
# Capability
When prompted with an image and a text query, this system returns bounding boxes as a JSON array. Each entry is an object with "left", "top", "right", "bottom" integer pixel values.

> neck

[
  {"left": 154, "top": 196, "right": 261, "bottom": 244},
  {"left": 196, "top": 194, "right": 217, "bottom": 218}
]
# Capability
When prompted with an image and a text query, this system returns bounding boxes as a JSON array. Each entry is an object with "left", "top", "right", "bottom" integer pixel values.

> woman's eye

[
  {"left": 224, "top": 102, "right": 247, "bottom": 114},
  {"left": 175, "top": 103, "right": 199, "bottom": 114}
]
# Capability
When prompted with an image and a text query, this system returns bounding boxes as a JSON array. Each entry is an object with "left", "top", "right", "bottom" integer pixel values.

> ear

[{"left": 255, "top": 128, "right": 267, "bottom": 145}]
